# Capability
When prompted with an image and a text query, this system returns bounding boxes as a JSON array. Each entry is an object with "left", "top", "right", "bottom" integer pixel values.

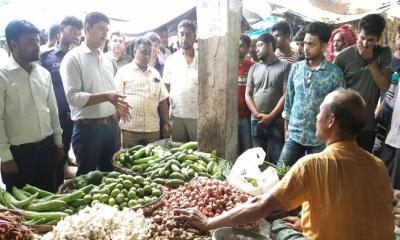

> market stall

[{"left": 0, "top": 141, "right": 285, "bottom": 240}]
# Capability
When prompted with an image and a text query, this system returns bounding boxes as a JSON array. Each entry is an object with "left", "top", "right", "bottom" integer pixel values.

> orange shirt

[{"left": 271, "top": 140, "right": 394, "bottom": 240}]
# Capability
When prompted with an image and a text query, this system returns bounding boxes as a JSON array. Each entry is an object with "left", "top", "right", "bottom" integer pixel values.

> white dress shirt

[
  {"left": 60, "top": 43, "right": 117, "bottom": 121},
  {"left": 162, "top": 50, "right": 198, "bottom": 119},
  {"left": 0, "top": 57, "right": 62, "bottom": 162},
  {"left": 385, "top": 84, "right": 400, "bottom": 148}
]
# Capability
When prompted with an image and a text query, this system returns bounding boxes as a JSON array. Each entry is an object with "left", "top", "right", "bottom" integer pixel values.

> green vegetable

[
  {"left": 276, "top": 164, "right": 291, "bottom": 179},
  {"left": 25, "top": 199, "right": 67, "bottom": 212},
  {"left": 178, "top": 141, "right": 198, "bottom": 151},
  {"left": 57, "top": 190, "right": 85, "bottom": 204},
  {"left": 166, "top": 179, "right": 185, "bottom": 187},
  {"left": 133, "top": 147, "right": 146, "bottom": 159},
  {"left": 12, "top": 187, "right": 31, "bottom": 200},
  {"left": 23, "top": 184, "right": 53, "bottom": 198},
  {"left": 86, "top": 171, "right": 103, "bottom": 185},
  {"left": 2, "top": 191, "right": 38, "bottom": 208},
  {"left": 23, "top": 210, "right": 68, "bottom": 222}
]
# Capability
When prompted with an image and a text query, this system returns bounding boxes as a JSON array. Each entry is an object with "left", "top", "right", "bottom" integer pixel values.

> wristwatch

[{"left": 364, "top": 57, "right": 375, "bottom": 65}]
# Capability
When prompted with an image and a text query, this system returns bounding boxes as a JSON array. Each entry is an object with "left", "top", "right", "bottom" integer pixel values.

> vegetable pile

[
  {"left": 0, "top": 208, "right": 33, "bottom": 240},
  {"left": 152, "top": 177, "right": 249, "bottom": 220},
  {"left": 40, "top": 203, "right": 148, "bottom": 240},
  {"left": 114, "top": 142, "right": 229, "bottom": 187},
  {"left": 0, "top": 186, "right": 77, "bottom": 225},
  {"left": 147, "top": 211, "right": 210, "bottom": 240},
  {"left": 84, "top": 172, "right": 164, "bottom": 210},
  {"left": 394, "top": 189, "right": 400, "bottom": 229}
]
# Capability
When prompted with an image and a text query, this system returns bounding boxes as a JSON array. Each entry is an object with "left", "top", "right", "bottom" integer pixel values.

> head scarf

[{"left": 326, "top": 25, "right": 357, "bottom": 62}]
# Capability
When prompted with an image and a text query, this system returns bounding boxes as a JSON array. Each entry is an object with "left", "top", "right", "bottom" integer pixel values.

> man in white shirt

[
  {"left": 116, "top": 37, "right": 170, "bottom": 147},
  {"left": 60, "top": 12, "right": 130, "bottom": 176},
  {"left": 0, "top": 20, "right": 64, "bottom": 192},
  {"left": 163, "top": 20, "right": 198, "bottom": 142}
]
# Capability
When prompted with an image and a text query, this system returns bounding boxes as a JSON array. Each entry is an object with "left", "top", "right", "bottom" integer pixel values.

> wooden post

[{"left": 197, "top": 0, "right": 241, "bottom": 161}]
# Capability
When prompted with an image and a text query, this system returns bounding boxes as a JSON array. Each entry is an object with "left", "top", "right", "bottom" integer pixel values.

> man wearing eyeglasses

[
  {"left": 278, "top": 22, "right": 345, "bottom": 167},
  {"left": 335, "top": 14, "right": 391, "bottom": 153},
  {"left": 115, "top": 37, "right": 170, "bottom": 148}
]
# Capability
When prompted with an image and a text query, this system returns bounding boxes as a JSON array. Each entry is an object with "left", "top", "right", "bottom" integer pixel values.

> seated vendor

[{"left": 175, "top": 89, "right": 395, "bottom": 240}]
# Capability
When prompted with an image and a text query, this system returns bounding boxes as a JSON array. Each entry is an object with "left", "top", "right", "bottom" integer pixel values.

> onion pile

[{"left": 152, "top": 177, "right": 249, "bottom": 222}]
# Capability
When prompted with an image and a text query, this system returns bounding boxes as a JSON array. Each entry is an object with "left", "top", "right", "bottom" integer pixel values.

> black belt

[
  {"left": 11, "top": 135, "right": 54, "bottom": 150},
  {"left": 75, "top": 115, "right": 115, "bottom": 125}
]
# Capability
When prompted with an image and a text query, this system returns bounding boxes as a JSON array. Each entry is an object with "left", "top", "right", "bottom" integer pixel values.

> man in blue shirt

[
  {"left": 40, "top": 16, "right": 83, "bottom": 188},
  {"left": 278, "top": 22, "right": 345, "bottom": 166}
]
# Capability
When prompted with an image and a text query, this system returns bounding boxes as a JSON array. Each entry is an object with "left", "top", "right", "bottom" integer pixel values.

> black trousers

[
  {"left": 54, "top": 113, "right": 73, "bottom": 190},
  {"left": 1, "top": 135, "right": 56, "bottom": 193}
]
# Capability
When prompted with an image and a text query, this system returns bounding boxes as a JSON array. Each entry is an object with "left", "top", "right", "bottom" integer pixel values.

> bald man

[{"left": 175, "top": 89, "right": 394, "bottom": 240}]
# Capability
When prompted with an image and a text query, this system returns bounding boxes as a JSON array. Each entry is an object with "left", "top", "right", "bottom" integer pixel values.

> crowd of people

[{"left": 0, "top": 10, "right": 399, "bottom": 239}]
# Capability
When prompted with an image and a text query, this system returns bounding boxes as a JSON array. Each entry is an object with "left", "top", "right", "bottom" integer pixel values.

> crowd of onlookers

[{"left": 0, "top": 12, "right": 399, "bottom": 195}]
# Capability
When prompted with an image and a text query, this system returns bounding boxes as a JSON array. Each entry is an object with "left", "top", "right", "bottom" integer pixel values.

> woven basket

[
  {"left": 57, "top": 172, "right": 111, "bottom": 194},
  {"left": 132, "top": 186, "right": 168, "bottom": 216},
  {"left": 112, "top": 149, "right": 148, "bottom": 176}
]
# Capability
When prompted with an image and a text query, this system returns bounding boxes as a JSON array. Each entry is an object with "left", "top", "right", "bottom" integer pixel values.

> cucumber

[
  {"left": 200, "top": 155, "right": 212, "bottom": 163},
  {"left": 171, "top": 164, "right": 181, "bottom": 172},
  {"left": 145, "top": 144, "right": 155, "bottom": 156},
  {"left": 133, "top": 147, "right": 146, "bottom": 160},
  {"left": 207, "top": 161, "right": 216, "bottom": 174},
  {"left": 130, "top": 145, "right": 144, "bottom": 152},
  {"left": 189, "top": 164, "right": 202, "bottom": 173},
  {"left": 134, "top": 156, "right": 155, "bottom": 165},
  {"left": 23, "top": 184, "right": 53, "bottom": 198},
  {"left": 152, "top": 178, "right": 166, "bottom": 184},
  {"left": 168, "top": 172, "right": 186, "bottom": 181},
  {"left": 177, "top": 153, "right": 186, "bottom": 161},
  {"left": 184, "top": 154, "right": 200, "bottom": 161},
  {"left": 25, "top": 199, "right": 67, "bottom": 212},
  {"left": 178, "top": 142, "right": 198, "bottom": 151},
  {"left": 170, "top": 160, "right": 182, "bottom": 168},
  {"left": 166, "top": 179, "right": 185, "bottom": 187},
  {"left": 198, "top": 172, "right": 211, "bottom": 178},
  {"left": 170, "top": 147, "right": 181, "bottom": 154}
]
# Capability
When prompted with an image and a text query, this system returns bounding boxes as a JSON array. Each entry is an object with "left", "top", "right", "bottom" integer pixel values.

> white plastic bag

[{"left": 228, "top": 148, "right": 280, "bottom": 196}]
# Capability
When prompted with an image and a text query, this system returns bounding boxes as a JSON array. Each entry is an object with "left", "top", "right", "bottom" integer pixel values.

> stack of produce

[
  {"left": 0, "top": 208, "right": 33, "bottom": 240},
  {"left": 152, "top": 177, "right": 249, "bottom": 220},
  {"left": 147, "top": 211, "right": 210, "bottom": 240},
  {"left": 114, "top": 142, "right": 230, "bottom": 187},
  {"left": 0, "top": 186, "right": 79, "bottom": 225},
  {"left": 39, "top": 203, "right": 148, "bottom": 240},
  {"left": 66, "top": 171, "right": 164, "bottom": 211}
]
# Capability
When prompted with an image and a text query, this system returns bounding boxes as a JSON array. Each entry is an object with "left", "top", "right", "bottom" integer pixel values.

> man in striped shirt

[{"left": 272, "top": 21, "right": 299, "bottom": 64}]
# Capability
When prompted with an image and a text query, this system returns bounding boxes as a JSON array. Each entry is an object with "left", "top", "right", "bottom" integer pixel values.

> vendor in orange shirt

[{"left": 175, "top": 89, "right": 395, "bottom": 240}]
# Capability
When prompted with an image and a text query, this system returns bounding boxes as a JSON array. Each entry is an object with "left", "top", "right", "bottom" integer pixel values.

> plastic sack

[{"left": 228, "top": 148, "right": 280, "bottom": 196}]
